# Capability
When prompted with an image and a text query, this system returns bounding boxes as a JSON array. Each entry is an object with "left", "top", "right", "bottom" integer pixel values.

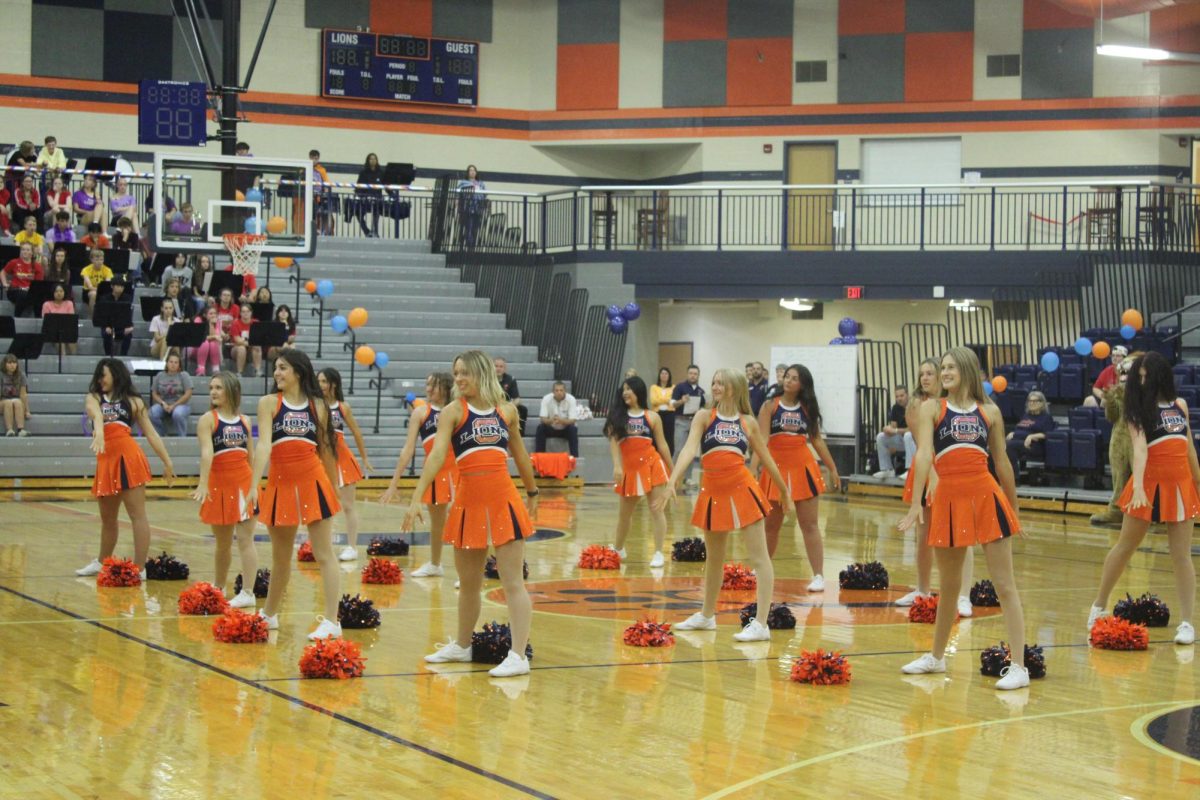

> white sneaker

[
  {"left": 1175, "top": 621, "right": 1195, "bottom": 645},
  {"left": 75, "top": 558, "right": 102, "bottom": 576},
  {"left": 257, "top": 609, "right": 279, "bottom": 630},
  {"left": 873, "top": 469, "right": 895, "bottom": 480},
  {"left": 139, "top": 569, "right": 147, "bottom": 582},
  {"left": 901, "top": 653, "right": 946, "bottom": 674},
  {"left": 307, "top": 615, "right": 342, "bottom": 640},
  {"left": 616, "top": 548, "right": 627, "bottom": 560},
  {"left": 676, "top": 611, "right": 717, "bottom": 631},
  {"left": 338, "top": 546, "right": 357, "bottom": 561},
  {"left": 454, "top": 580, "right": 460, "bottom": 590},
  {"left": 229, "top": 589, "right": 256, "bottom": 609},
  {"left": 649, "top": 551, "right": 665, "bottom": 568},
  {"left": 957, "top": 595, "right": 973, "bottom": 618},
  {"left": 807, "top": 574, "right": 825, "bottom": 593},
  {"left": 995, "top": 663, "right": 1030, "bottom": 690},
  {"left": 424, "top": 640, "right": 473, "bottom": 663},
  {"left": 488, "top": 650, "right": 531, "bottom": 678},
  {"left": 895, "top": 590, "right": 928, "bottom": 607},
  {"left": 411, "top": 562, "right": 444, "bottom": 578},
  {"left": 733, "top": 619, "right": 770, "bottom": 642},
  {"left": 898, "top": 471, "right": 908, "bottom": 481},
  {"left": 1087, "top": 604, "right": 1107, "bottom": 634}
]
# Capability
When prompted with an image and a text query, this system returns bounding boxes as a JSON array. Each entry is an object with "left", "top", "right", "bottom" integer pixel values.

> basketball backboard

[{"left": 151, "top": 152, "right": 315, "bottom": 257}]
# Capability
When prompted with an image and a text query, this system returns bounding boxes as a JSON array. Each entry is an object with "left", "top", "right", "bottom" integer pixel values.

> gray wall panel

[
  {"left": 663, "top": 40, "right": 726, "bottom": 108},
  {"left": 558, "top": 0, "right": 620, "bottom": 44},
  {"left": 837, "top": 34, "right": 904, "bottom": 104},
  {"left": 1022, "top": 28, "right": 1093, "bottom": 99}
]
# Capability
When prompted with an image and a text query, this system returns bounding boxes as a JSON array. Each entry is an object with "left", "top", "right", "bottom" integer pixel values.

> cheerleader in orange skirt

[
  {"left": 605, "top": 376, "right": 674, "bottom": 567},
  {"left": 655, "top": 368, "right": 793, "bottom": 642},
  {"left": 250, "top": 349, "right": 344, "bottom": 641},
  {"left": 318, "top": 368, "right": 374, "bottom": 562},
  {"left": 76, "top": 358, "right": 175, "bottom": 578},
  {"left": 402, "top": 350, "right": 539, "bottom": 678},
  {"left": 753, "top": 364, "right": 839, "bottom": 590},
  {"left": 1089, "top": 351, "right": 1197, "bottom": 645},
  {"left": 381, "top": 371, "right": 459, "bottom": 578},
  {"left": 190, "top": 371, "right": 258, "bottom": 609},
  {"left": 899, "top": 347, "right": 1028, "bottom": 689}
]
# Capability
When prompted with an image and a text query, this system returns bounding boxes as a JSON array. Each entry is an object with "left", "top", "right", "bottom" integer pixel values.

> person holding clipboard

[{"left": 670, "top": 365, "right": 706, "bottom": 486}]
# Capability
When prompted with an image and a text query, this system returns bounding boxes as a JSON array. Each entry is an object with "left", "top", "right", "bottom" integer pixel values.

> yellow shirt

[
  {"left": 36, "top": 147, "right": 67, "bottom": 171},
  {"left": 649, "top": 384, "right": 674, "bottom": 412},
  {"left": 81, "top": 264, "right": 114, "bottom": 287},
  {"left": 14, "top": 231, "right": 44, "bottom": 250}
]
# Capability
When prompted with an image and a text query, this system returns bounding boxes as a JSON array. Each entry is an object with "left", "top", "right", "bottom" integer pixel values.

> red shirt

[
  {"left": 1094, "top": 364, "right": 1118, "bottom": 391},
  {"left": 13, "top": 188, "right": 39, "bottom": 211},
  {"left": 3, "top": 258, "right": 43, "bottom": 289},
  {"left": 230, "top": 317, "right": 255, "bottom": 342},
  {"left": 81, "top": 234, "right": 111, "bottom": 249},
  {"left": 222, "top": 266, "right": 257, "bottom": 296}
]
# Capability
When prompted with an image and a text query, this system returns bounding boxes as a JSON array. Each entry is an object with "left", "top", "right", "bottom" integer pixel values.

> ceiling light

[
  {"left": 1096, "top": 43, "right": 1170, "bottom": 60},
  {"left": 949, "top": 298, "right": 978, "bottom": 312},
  {"left": 779, "top": 298, "right": 814, "bottom": 312}
]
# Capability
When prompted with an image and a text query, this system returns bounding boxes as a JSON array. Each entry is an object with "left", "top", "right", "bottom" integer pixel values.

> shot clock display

[
  {"left": 321, "top": 29, "right": 478, "bottom": 107},
  {"left": 138, "top": 80, "right": 208, "bottom": 147}
]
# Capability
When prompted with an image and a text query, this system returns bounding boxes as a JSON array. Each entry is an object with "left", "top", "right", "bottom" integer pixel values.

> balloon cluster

[
  {"left": 316, "top": 284, "right": 391, "bottom": 371},
  {"left": 830, "top": 317, "right": 858, "bottom": 345},
  {"left": 1041, "top": 308, "right": 1142, "bottom": 374},
  {"left": 606, "top": 302, "right": 641, "bottom": 335}
]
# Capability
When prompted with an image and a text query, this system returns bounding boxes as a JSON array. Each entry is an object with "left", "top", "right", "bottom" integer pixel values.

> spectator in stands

[
  {"left": 650, "top": 367, "right": 676, "bottom": 456},
  {"left": 873, "top": 385, "right": 910, "bottom": 479},
  {"left": 14, "top": 215, "right": 45, "bottom": 254},
  {"left": 1084, "top": 345, "right": 1127, "bottom": 408},
  {"left": 149, "top": 298, "right": 177, "bottom": 360},
  {"left": 215, "top": 287, "right": 238, "bottom": 336},
  {"left": 1005, "top": 391, "right": 1056, "bottom": 483},
  {"left": 161, "top": 253, "right": 193, "bottom": 308},
  {"left": 356, "top": 152, "right": 383, "bottom": 237},
  {"left": 747, "top": 361, "right": 768, "bottom": 415},
  {"left": 112, "top": 216, "right": 139, "bottom": 252},
  {"left": 310, "top": 149, "right": 332, "bottom": 236},
  {"left": 149, "top": 351, "right": 193, "bottom": 437},
  {"left": 1, "top": 242, "right": 42, "bottom": 317},
  {"left": 267, "top": 304, "right": 297, "bottom": 363},
  {"left": 670, "top": 364, "right": 706, "bottom": 480},
  {"left": 35, "top": 136, "right": 66, "bottom": 181},
  {"left": 41, "top": 282, "right": 76, "bottom": 356},
  {"left": 45, "top": 211, "right": 76, "bottom": 247},
  {"left": 765, "top": 363, "right": 786, "bottom": 400},
  {"left": 42, "top": 175, "right": 69, "bottom": 231},
  {"left": 0, "top": 353, "right": 30, "bottom": 437},
  {"left": 6, "top": 141, "right": 36, "bottom": 193},
  {"left": 534, "top": 381, "right": 579, "bottom": 457},
  {"left": 81, "top": 247, "right": 113, "bottom": 312},
  {"left": 44, "top": 247, "right": 69, "bottom": 285},
  {"left": 162, "top": 278, "right": 186, "bottom": 320},
  {"left": 229, "top": 303, "right": 262, "bottom": 377},
  {"left": 73, "top": 174, "right": 100, "bottom": 227},
  {"left": 108, "top": 177, "right": 138, "bottom": 230},
  {"left": 188, "top": 254, "right": 212, "bottom": 312},
  {"left": 456, "top": 165, "right": 487, "bottom": 248},
  {"left": 97, "top": 277, "right": 133, "bottom": 356},
  {"left": 494, "top": 356, "right": 528, "bottom": 435},
  {"left": 254, "top": 286, "right": 272, "bottom": 307},
  {"left": 81, "top": 222, "right": 110, "bottom": 251},
  {"left": 169, "top": 202, "right": 201, "bottom": 236},
  {"left": 11, "top": 174, "right": 40, "bottom": 232},
  {"left": 194, "top": 305, "right": 224, "bottom": 376}
]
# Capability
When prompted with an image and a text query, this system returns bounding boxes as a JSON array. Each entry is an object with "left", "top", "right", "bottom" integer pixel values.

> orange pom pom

[
  {"left": 1121, "top": 309, "right": 1144, "bottom": 330},
  {"left": 790, "top": 649, "right": 852, "bottom": 685},
  {"left": 908, "top": 593, "right": 942, "bottom": 623},
  {"left": 347, "top": 307, "right": 368, "bottom": 329},
  {"left": 1092, "top": 341, "right": 1111, "bottom": 359},
  {"left": 212, "top": 610, "right": 270, "bottom": 643},
  {"left": 178, "top": 582, "right": 230, "bottom": 615},
  {"left": 991, "top": 375, "right": 1008, "bottom": 393},
  {"left": 1089, "top": 615, "right": 1149, "bottom": 650},
  {"left": 622, "top": 618, "right": 675, "bottom": 647},
  {"left": 96, "top": 556, "right": 142, "bottom": 587},
  {"left": 297, "top": 541, "right": 315, "bottom": 562},
  {"left": 578, "top": 544, "right": 621, "bottom": 569},
  {"left": 355, "top": 345, "right": 376, "bottom": 367},
  {"left": 361, "top": 556, "right": 404, "bottom": 584},
  {"left": 722, "top": 562, "right": 757, "bottom": 591},
  {"left": 299, "top": 638, "right": 366, "bottom": 679}
]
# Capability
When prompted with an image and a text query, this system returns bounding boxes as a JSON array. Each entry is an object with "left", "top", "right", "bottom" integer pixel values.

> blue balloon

[
  {"left": 330, "top": 315, "right": 348, "bottom": 333},
  {"left": 1074, "top": 336, "right": 1092, "bottom": 356},
  {"left": 841, "top": 335, "right": 857, "bottom": 344},
  {"left": 829, "top": 337, "right": 844, "bottom": 345},
  {"left": 244, "top": 216, "right": 263, "bottom": 234},
  {"left": 374, "top": 351, "right": 389, "bottom": 369},
  {"left": 316, "top": 279, "right": 334, "bottom": 298},
  {"left": 405, "top": 391, "right": 416, "bottom": 403},
  {"left": 623, "top": 302, "right": 641, "bottom": 321},
  {"left": 838, "top": 317, "right": 858, "bottom": 338},
  {"left": 983, "top": 380, "right": 994, "bottom": 395},
  {"left": 609, "top": 316, "right": 628, "bottom": 334},
  {"left": 1120, "top": 324, "right": 1136, "bottom": 340},
  {"left": 1040, "top": 351, "right": 1060, "bottom": 372},
  {"left": 245, "top": 188, "right": 263, "bottom": 205},
  {"left": 606, "top": 304, "right": 624, "bottom": 320}
]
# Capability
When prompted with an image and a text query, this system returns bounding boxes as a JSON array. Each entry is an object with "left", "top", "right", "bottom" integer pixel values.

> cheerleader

[
  {"left": 898, "top": 348, "right": 1028, "bottom": 689},
  {"left": 401, "top": 350, "right": 539, "bottom": 678},
  {"left": 655, "top": 368, "right": 793, "bottom": 641},
  {"left": 76, "top": 359, "right": 175, "bottom": 577},
  {"left": 1088, "top": 352, "right": 1196, "bottom": 645},
  {"left": 317, "top": 368, "right": 374, "bottom": 561},
  {"left": 380, "top": 371, "right": 458, "bottom": 577},
  {"left": 605, "top": 376, "right": 674, "bottom": 567},
  {"left": 753, "top": 364, "right": 839, "bottom": 589},
  {"left": 190, "top": 371, "right": 258, "bottom": 608},
  {"left": 895, "top": 358, "right": 975, "bottom": 617},
  {"left": 250, "top": 350, "right": 344, "bottom": 640}
]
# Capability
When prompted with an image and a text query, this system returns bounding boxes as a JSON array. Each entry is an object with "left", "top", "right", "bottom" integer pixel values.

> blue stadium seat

[
  {"left": 1070, "top": 429, "right": 1102, "bottom": 470},
  {"left": 1095, "top": 414, "right": 1112, "bottom": 448},
  {"left": 1045, "top": 430, "right": 1071, "bottom": 469},
  {"left": 1189, "top": 409, "right": 1200, "bottom": 430},
  {"left": 1015, "top": 365, "right": 1037, "bottom": 385},
  {"left": 992, "top": 389, "right": 1012, "bottom": 422},
  {"left": 1178, "top": 388, "right": 1199, "bottom": 408},
  {"left": 1039, "top": 369, "right": 1060, "bottom": 400},
  {"left": 1005, "top": 387, "right": 1028, "bottom": 423},
  {"left": 1173, "top": 365, "right": 1194, "bottom": 387},
  {"left": 1059, "top": 365, "right": 1084, "bottom": 401},
  {"left": 1060, "top": 352, "right": 1083, "bottom": 369},
  {"left": 1069, "top": 406, "right": 1097, "bottom": 431},
  {"left": 996, "top": 365, "right": 1016, "bottom": 383}
]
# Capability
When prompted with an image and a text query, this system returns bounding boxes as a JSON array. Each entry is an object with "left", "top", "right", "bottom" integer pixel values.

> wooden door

[
  {"left": 786, "top": 143, "right": 837, "bottom": 251},
  {"left": 657, "top": 342, "right": 693, "bottom": 387}
]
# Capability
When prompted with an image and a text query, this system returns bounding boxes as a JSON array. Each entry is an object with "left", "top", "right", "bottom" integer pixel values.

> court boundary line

[{"left": 0, "top": 582, "right": 558, "bottom": 800}]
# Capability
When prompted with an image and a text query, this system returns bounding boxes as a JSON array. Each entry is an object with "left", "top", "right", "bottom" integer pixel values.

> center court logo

[{"left": 471, "top": 417, "right": 503, "bottom": 445}]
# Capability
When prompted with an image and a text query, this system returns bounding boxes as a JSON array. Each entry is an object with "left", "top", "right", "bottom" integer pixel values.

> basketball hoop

[{"left": 223, "top": 233, "right": 267, "bottom": 275}]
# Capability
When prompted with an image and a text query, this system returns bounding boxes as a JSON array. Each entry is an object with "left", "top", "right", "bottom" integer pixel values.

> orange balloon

[
  {"left": 1121, "top": 309, "right": 1144, "bottom": 330},
  {"left": 355, "top": 345, "right": 376, "bottom": 367},
  {"left": 235, "top": 190, "right": 245, "bottom": 202},
  {"left": 266, "top": 215, "right": 287, "bottom": 235},
  {"left": 304, "top": 280, "right": 317, "bottom": 294},
  {"left": 347, "top": 307, "right": 369, "bottom": 329},
  {"left": 1092, "top": 341, "right": 1111, "bottom": 359},
  {"left": 991, "top": 375, "right": 1008, "bottom": 393},
  {"left": 273, "top": 256, "right": 294, "bottom": 269},
  {"left": 412, "top": 398, "right": 427, "bottom": 410}
]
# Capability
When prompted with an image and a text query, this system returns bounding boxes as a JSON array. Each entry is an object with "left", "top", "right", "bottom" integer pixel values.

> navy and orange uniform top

[
  {"left": 271, "top": 395, "right": 320, "bottom": 454},
  {"left": 1145, "top": 402, "right": 1189, "bottom": 448},
  {"left": 768, "top": 400, "right": 810, "bottom": 440},
  {"left": 761, "top": 398, "right": 825, "bottom": 502},
  {"left": 418, "top": 403, "right": 458, "bottom": 504},
  {"left": 700, "top": 412, "right": 751, "bottom": 465},
  {"left": 624, "top": 411, "right": 653, "bottom": 441},
  {"left": 330, "top": 402, "right": 347, "bottom": 439},
  {"left": 100, "top": 395, "right": 135, "bottom": 438},
  {"left": 933, "top": 400, "right": 991, "bottom": 474},
  {"left": 452, "top": 401, "right": 510, "bottom": 469},
  {"left": 692, "top": 411, "right": 768, "bottom": 531},
  {"left": 211, "top": 411, "right": 250, "bottom": 461},
  {"left": 443, "top": 398, "right": 530, "bottom": 549},
  {"left": 420, "top": 404, "right": 446, "bottom": 453}
]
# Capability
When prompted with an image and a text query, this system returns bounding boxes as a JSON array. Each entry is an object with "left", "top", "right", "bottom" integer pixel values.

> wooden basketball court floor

[{"left": 0, "top": 488, "right": 1197, "bottom": 799}]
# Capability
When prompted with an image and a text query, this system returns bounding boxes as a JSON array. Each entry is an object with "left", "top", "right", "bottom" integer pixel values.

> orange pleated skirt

[
  {"left": 902, "top": 467, "right": 932, "bottom": 506},
  {"left": 201, "top": 455, "right": 253, "bottom": 526},
  {"left": 760, "top": 436, "right": 824, "bottom": 503},
  {"left": 92, "top": 433, "right": 152, "bottom": 497},
  {"left": 926, "top": 469, "right": 1020, "bottom": 547},
  {"left": 692, "top": 464, "right": 768, "bottom": 532},
  {"left": 257, "top": 447, "right": 342, "bottom": 527},
  {"left": 614, "top": 439, "right": 668, "bottom": 497},
  {"left": 335, "top": 435, "right": 364, "bottom": 487},
  {"left": 1118, "top": 443, "right": 1200, "bottom": 523},
  {"left": 444, "top": 470, "right": 532, "bottom": 550}
]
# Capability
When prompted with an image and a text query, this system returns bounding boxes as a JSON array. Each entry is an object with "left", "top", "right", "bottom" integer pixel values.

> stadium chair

[
  {"left": 1069, "top": 406, "right": 1097, "bottom": 431},
  {"left": 1173, "top": 365, "right": 1193, "bottom": 388},
  {"left": 1015, "top": 365, "right": 1038, "bottom": 385},
  {"left": 1039, "top": 369, "right": 1060, "bottom": 400},
  {"left": 1045, "top": 430, "right": 1071, "bottom": 469},
  {"left": 1059, "top": 365, "right": 1084, "bottom": 402},
  {"left": 1004, "top": 387, "right": 1028, "bottom": 424},
  {"left": 1070, "top": 429, "right": 1102, "bottom": 471}
]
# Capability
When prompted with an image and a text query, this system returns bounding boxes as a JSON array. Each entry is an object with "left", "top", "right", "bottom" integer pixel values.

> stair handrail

[{"left": 1153, "top": 296, "right": 1200, "bottom": 338}]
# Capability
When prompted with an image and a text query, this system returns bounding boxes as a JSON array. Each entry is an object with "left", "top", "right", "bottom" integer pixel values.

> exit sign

[{"left": 845, "top": 286, "right": 864, "bottom": 299}]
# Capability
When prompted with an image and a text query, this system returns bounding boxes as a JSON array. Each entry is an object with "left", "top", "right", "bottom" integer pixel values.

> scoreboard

[
  {"left": 320, "top": 28, "right": 478, "bottom": 107},
  {"left": 138, "top": 80, "right": 208, "bottom": 146}
]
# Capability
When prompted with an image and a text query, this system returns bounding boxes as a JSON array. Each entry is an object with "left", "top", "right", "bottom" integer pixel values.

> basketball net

[{"left": 224, "top": 233, "right": 267, "bottom": 276}]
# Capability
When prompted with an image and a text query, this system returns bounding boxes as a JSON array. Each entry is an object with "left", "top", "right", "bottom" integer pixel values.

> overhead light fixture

[
  {"left": 1096, "top": 43, "right": 1171, "bottom": 60},
  {"left": 949, "top": 298, "right": 978, "bottom": 312},
  {"left": 779, "top": 297, "right": 814, "bottom": 312}
]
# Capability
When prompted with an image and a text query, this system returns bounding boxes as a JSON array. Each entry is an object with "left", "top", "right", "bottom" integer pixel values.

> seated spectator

[
  {"left": 81, "top": 247, "right": 114, "bottom": 312},
  {"left": 41, "top": 282, "right": 77, "bottom": 355},
  {"left": 190, "top": 254, "right": 213, "bottom": 309},
  {"left": 45, "top": 211, "right": 76, "bottom": 246},
  {"left": 535, "top": 381, "right": 579, "bottom": 457},
  {"left": 0, "top": 353, "right": 30, "bottom": 437},
  {"left": 44, "top": 247, "right": 70, "bottom": 285},
  {"left": 267, "top": 304, "right": 297, "bottom": 363},
  {"left": 229, "top": 303, "right": 263, "bottom": 376},
  {"left": 111, "top": 216, "right": 139, "bottom": 251},
  {"left": 149, "top": 298, "right": 177, "bottom": 360},
  {"left": 1083, "top": 345, "right": 1127, "bottom": 408},
  {"left": 73, "top": 174, "right": 100, "bottom": 227},
  {"left": 35, "top": 136, "right": 66, "bottom": 181},
  {"left": 162, "top": 252, "right": 192, "bottom": 295},
  {"left": 218, "top": 258, "right": 257, "bottom": 301},
  {"left": 1005, "top": 391, "right": 1056, "bottom": 483},
  {"left": 42, "top": 175, "right": 70, "bottom": 231},
  {"left": 168, "top": 202, "right": 201, "bottom": 236},
  {"left": 97, "top": 277, "right": 133, "bottom": 356},
  {"left": 873, "top": 385, "right": 909, "bottom": 479},
  {"left": 194, "top": 305, "right": 225, "bottom": 376},
  {"left": 215, "top": 287, "right": 238, "bottom": 335},
  {"left": 495, "top": 356, "right": 528, "bottom": 435},
  {"left": 149, "top": 351, "right": 193, "bottom": 437},
  {"left": 1, "top": 242, "right": 42, "bottom": 316},
  {"left": 254, "top": 286, "right": 272, "bottom": 306},
  {"left": 5, "top": 141, "right": 36, "bottom": 192},
  {"left": 14, "top": 215, "right": 45, "bottom": 254},
  {"left": 108, "top": 177, "right": 138, "bottom": 229},
  {"left": 81, "top": 222, "right": 110, "bottom": 250},
  {"left": 11, "top": 174, "right": 40, "bottom": 232},
  {"left": 162, "top": 277, "right": 185, "bottom": 319},
  {"left": 0, "top": 182, "right": 10, "bottom": 234}
]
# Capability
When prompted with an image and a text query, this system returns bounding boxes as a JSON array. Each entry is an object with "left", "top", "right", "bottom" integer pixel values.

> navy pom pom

[
  {"left": 671, "top": 537, "right": 707, "bottom": 562},
  {"left": 337, "top": 593, "right": 381, "bottom": 629},
  {"left": 1113, "top": 593, "right": 1170, "bottom": 627},
  {"left": 144, "top": 552, "right": 190, "bottom": 581},
  {"left": 367, "top": 537, "right": 410, "bottom": 556},
  {"left": 234, "top": 568, "right": 271, "bottom": 598},
  {"left": 969, "top": 579, "right": 1000, "bottom": 607},
  {"left": 484, "top": 555, "right": 529, "bottom": 580},
  {"left": 838, "top": 561, "right": 889, "bottom": 590},
  {"left": 470, "top": 621, "right": 534, "bottom": 664},
  {"left": 738, "top": 602, "right": 797, "bottom": 630},
  {"left": 980, "top": 642, "right": 1046, "bottom": 679}
]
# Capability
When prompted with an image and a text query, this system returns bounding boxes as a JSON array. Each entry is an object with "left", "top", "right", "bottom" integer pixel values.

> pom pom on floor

[
  {"left": 969, "top": 579, "right": 1000, "bottom": 607},
  {"left": 471, "top": 621, "right": 534, "bottom": 664},
  {"left": 838, "top": 561, "right": 889, "bottom": 590},
  {"left": 299, "top": 638, "right": 366, "bottom": 679},
  {"left": 671, "top": 537, "right": 707, "bottom": 562},
  {"left": 297, "top": 541, "right": 315, "bottom": 562},
  {"left": 484, "top": 555, "right": 529, "bottom": 580},
  {"left": 622, "top": 618, "right": 675, "bottom": 647},
  {"left": 234, "top": 569, "right": 271, "bottom": 598},
  {"left": 908, "top": 594, "right": 940, "bottom": 624},
  {"left": 366, "top": 536, "right": 410, "bottom": 556},
  {"left": 211, "top": 610, "right": 269, "bottom": 643},
  {"left": 177, "top": 582, "right": 230, "bottom": 616},
  {"left": 144, "top": 552, "right": 190, "bottom": 581},
  {"left": 1090, "top": 616, "right": 1149, "bottom": 650},
  {"left": 578, "top": 544, "right": 621, "bottom": 570},
  {"left": 338, "top": 593, "right": 381, "bottom": 629},
  {"left": 738, "top": 602, "right": 797, "bottom": 630},
  {"left": 790, "top": 649, "right": 852, "bottom": 685},
  {"left": 361, "top": 557, "right": 403, "bottom": 584},
  {"left": 979, "top": 642, "right": 1047, "bottom": 679},
  {"left": 1113, "top": 592, "right": 1171, "bottom": 628},
  {"left": 96, "top": 557, "right": 142, "bottom": 587},
  {"left": 721, "top": 562, "right": 756, "bottom": 591}
]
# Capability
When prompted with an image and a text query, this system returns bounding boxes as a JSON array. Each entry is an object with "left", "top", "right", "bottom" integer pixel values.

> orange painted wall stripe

[
  {"left": 663, "top": 0, "right": 727, "bottom": 41},
  {"left": 370, "top": 0, "right": 432, "bottom": 37},
  {"left": 726, "top": 38, "right": 792, "bottom": 107},
  {"left": 556, "top": 44, "right": 620, "bottom": 111},
  {"left": 905, "top": 32, "right": 973, "bottom": 103},
  {"left": 1023, "top": 0, "right": 1093, "bottom": 30},
  {"left": 839, "top": 0, "right": 906, "bottom": 36}
]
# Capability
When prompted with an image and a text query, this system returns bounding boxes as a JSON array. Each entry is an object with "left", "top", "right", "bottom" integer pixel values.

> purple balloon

[
  {"left": 606, "top": 304, "right": 624, "bottom": 320},
  {"left": 838, "top": 317, "right": 858, "bottom": 338},
  {"left": 609, "top": 316, "right": 628, "bottom": 334},
  {"left": 623, "top": 302, "right": 641, "bottom": 321},
  {"left": 841, "top": 335, "right": 858, "bottom": 344},
  {"left": 829, "top": 337, "right": 844, "bottom": 345}
]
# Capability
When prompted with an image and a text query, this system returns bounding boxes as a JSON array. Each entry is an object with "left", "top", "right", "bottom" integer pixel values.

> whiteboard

[
  {"left": 769, "top": 345, "right": 859, "bottom": 438},
  {"left": 861, "top": 137, "right": 962, "bottom": 206}
]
